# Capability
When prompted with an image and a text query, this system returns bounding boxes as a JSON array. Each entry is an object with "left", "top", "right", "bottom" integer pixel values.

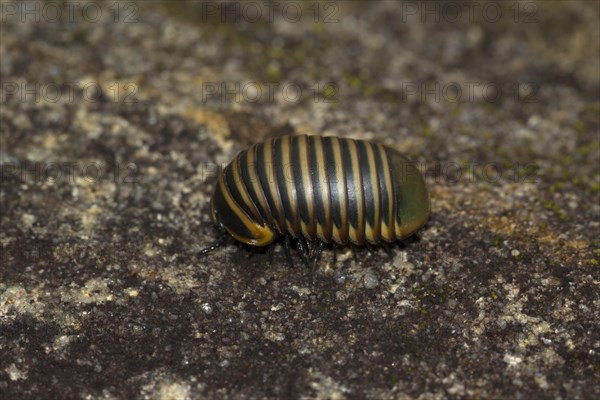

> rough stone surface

[{"left": 1, "top": 1, "right": 599, "bottom": 399}]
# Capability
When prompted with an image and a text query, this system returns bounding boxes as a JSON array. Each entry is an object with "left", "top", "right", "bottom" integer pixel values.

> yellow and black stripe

[{"left": 211, "top": 135, "right": 430, "bottom": 247}]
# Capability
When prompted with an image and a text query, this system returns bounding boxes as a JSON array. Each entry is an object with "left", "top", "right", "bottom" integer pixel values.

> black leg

[
  {"left": 332, "top": 243, "right": 337, "bottom": 265},
  {"left": 197, "top": 235, "right": 229, "bottom": 258},
  {"left": 351, "top": 246, "right": 358, "bottom": 262},
  {"left": 296, "top": 238, "right": 310, "bottom": 267},
  {"left": 315, "top": 241, "right": 324, "bottom": 263},
  {"left": 268, "top": 244, "right": 274, "bottom": 265},
  {"left": 283, "top": 235, "right": 294, "bottom": 268},
  {"left": 306, "top": 240, "right": 314, "bottom": 259},
  {"left": 381, "top": 242, "right": 393, "bottom": 257}
]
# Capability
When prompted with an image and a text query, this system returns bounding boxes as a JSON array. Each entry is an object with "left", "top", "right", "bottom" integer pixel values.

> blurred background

[{"left": 1, "top": 1, "right": 599, "bottom": 399}]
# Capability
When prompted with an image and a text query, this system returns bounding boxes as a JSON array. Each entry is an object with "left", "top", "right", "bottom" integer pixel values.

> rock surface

[{"left": 1, "top": 1, "right": 599, "bottom": 399}]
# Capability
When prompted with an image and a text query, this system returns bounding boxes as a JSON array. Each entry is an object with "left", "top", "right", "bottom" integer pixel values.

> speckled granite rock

[{"left": 1, "top": 1, "right": 599, "bottom": 399}]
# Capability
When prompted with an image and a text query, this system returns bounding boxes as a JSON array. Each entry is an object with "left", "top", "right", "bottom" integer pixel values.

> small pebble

[
  {"left": 363, "top": 272, "right": 379, "bottom": 289},
  {"left": 201, "top": 303, "right": 213, "bottom": 314}
]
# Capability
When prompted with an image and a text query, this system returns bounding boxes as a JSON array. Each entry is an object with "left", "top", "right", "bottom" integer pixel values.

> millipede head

[{"left": 210, "top": 182, "right": 276, "bottom": 247}]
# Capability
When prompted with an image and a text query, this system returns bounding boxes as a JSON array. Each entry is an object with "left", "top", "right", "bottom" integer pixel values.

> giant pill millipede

[{"left": 198, "top": 134, "right": 430, "bottom": 265}]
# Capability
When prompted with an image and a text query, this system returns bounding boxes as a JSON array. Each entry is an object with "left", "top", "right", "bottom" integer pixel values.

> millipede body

[{"left": 205, "top": 134, "right": 430, "bottom": 252}]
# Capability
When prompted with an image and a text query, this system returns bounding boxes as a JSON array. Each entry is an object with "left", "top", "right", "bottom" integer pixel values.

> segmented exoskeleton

[{"left": 199, "top": 134, "right": 430, "bottom": 264}]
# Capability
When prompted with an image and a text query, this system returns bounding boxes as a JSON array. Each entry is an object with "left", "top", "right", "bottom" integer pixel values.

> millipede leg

[
  {"left": 332, "top": 243, "right": 337, "bottom": 265},
  {"left": 283, "top": 236, "right": 294, "bottom": 268},
  {"left": 315, "top": 241, "right": 324, "bottom": 263},
  {"left": 306, "top": 240, "right": 314, "bottom": 259},
  {"left": 381, "top": 242, "right": 393, "bottom": 257},
  {"left": 268, "top": 245, "right": 274, "bottom": 265},
  {"left": 296, "top": 239, "right": 310, "bottom": 267},
  {"left": 351, "top": 246, "right": 358, "bottom": 262}
]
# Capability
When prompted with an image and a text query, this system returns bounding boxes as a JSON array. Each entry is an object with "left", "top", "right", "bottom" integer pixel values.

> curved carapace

[{"left": 211, "top": 135, "right": 430, "bottom": 246}]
